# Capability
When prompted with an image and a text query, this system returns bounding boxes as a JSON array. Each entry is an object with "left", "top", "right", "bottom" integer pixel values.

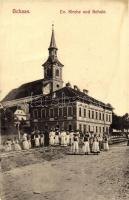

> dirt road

[{"left": 0, "top": 143, "right": 129, "bottom": 200}]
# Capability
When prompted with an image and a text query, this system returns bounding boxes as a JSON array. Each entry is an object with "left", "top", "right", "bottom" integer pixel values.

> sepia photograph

[{"left": 0, "top": 0, "right": 128, "bottom": 199}]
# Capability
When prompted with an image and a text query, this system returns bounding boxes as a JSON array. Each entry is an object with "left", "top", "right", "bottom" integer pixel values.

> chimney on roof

[
  {"left": 74, "top": 85, "right": 80, "bottom": 91},
  {"left": 83, "top": 89, "right": 89, "bottom": 95},
  {"left": 66, "top": 82, "right": 71, "bottom": 87}
]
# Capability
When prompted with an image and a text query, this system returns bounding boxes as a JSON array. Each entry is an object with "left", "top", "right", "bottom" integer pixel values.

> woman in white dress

[
  {"left": 66, "top": 131, "right": 70, "bottom": 146},
  {"left": 14, "top": 140, "right": 22, "bottom": 151},
  {"left": 22, "top": 137, "right": 29, "bottom": 150},
  {"left": 49, "top": 130, "right": 55, "bottom": 146},
  {"left": 54, "top": 131, "right": 59, "bottom": 145},
  {"left": 61, "top": 130, "right": 67, "bottom": 146},
  {"left": 40, "top": 133, "right": 44, "bottom": 147},
  {"left": 92, "top": 136, "right": 100, "bottom": 154},
  {"left": 82, "top": 136, "right": 90, "bottom": 155},
  {"left": 73, "top": 133, "right": 79, "bottom": 154},
  {"left": 103, "top": 135, "right": 109, "bottom": 151},
  {"left": 69, "top": 131, "right": 74, "bottom": 146},
  {"left": 35, "top": 134, "right": 40, "bottom": 147}
]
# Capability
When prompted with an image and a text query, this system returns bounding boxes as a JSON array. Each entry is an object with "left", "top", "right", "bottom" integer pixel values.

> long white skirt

[
  {"left": 103, "top": 142, "right": 109, "bottom": 151},
  {"left": 73, "top": 141, "right": 79, "bottom": 153},
  {"left": 35, "top": 138, "right": 40, "bottom": 147},
  {"left": 49, "top": 136, "right": 55, "bottom": 145},
  {"left": 14, "top": 143, "right": 21, "bottom": 151},
  {"left": 23, "top": 141, "right": 29, "bottom": 150},
  {"left": 54, "top": 135, "right": 59, "bottom": 145},
  {"left": 66, "top": 135, "right": 70, "bottom": 145},
  {"left": 40, "top": 137, "right": 44, "bottom": 146},
  {"left": 82, "top": 141, "right": 90, "bottom": 153},
  {"left": 92, "top": 141, "right": 100, "bottom": 153},
  {"left": 61, "top": 136, "right": 67, "bottom": 146}
]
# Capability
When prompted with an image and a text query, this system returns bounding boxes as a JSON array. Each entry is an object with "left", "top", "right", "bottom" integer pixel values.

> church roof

[
  {"left": 2, "top": 79, "right": 44, "bottom": 102},
  {"left": 42, "top": 56, "right": 64, "bottom": 67}
]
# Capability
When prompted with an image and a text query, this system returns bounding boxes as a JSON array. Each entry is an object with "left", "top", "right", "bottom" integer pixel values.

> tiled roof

[
  {"left": 2, "top": 79, "right": 44, "bottom": 102},
  {"left": 42, "top": 86, "right": 113, "bottom": 110}
]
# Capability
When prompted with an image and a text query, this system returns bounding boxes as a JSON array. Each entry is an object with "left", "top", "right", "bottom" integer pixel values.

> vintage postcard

[{"left": 0, "top": 0, "right": 128, "bottom": 200}]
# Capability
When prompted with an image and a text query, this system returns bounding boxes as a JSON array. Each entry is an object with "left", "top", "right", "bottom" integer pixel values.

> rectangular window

[
  {"left": 96, "top": 112, "right": 98, "bottom": 120},
  {"left": 96, "top": 126, "right": 98, "bottom": 133},
  {"left": 59, "top": 108, "right": 63, "bottom": 117},
  {"left": 103, "top": 127, "right": 105, "bottom": 133},
  {"left": 109, "top": 115, "right": 111, "bottom": 122},
  {"left": 63, "top": 107, "right": 67, "bottom": 116},
  {"left": 68, "top": 107, "right": 73, "bottom": 116},
  {"left": 88, "top": 110, "right": 90, "bottom": 118},
  {"left": 106, "top": 114, "right": 108, "bottom": 121},
  {"left": 99, "top": 127, "right": 101, "bottom": 133},
  {"left": 99, "top": 112, "right": 101, "bottom": 120},
  {"left": 103, "top": 113, "right": 105, "bottom": 121},
  {"left": 84, "top": 109, "right": 86, "bottom": 118},
  {"left": 79, "top": 107, "right": 82, "bottom": 117},
  {"left": 92, "top": 110, "right": 94, "bottom": 119},
  {"left": 33, "top": 109, "right": 38, "bottom": 119},
  {"left": 50, "top": 109, "right": 54, "bottom": 118},
  {"left": 54, "top": 107, "right": 58, "bottom": 117},
  {"left": 41, "top": 109, "right": 46, "bottom": 118}
]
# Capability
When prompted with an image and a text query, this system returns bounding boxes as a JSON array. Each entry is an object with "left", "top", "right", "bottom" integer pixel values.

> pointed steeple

[{"left": 48, "top": 24, "right": 58, "bottom": 50}]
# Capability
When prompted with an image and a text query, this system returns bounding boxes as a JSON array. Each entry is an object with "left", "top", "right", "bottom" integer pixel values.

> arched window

[
  {"left": 47, "top": 68, "right": 52, "bottom": 78},
  {"left": 56, "top": 69, "right": 59, "bottom": 76}
]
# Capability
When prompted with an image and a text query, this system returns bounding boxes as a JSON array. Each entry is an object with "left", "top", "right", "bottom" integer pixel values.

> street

[{"left": 0, "top": 143, "right": 129, "bottom": 200}]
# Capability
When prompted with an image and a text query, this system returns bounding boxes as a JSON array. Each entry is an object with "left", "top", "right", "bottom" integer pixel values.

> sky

[{"left": 0, "top": 0, "right": 128, "bottom": 115}]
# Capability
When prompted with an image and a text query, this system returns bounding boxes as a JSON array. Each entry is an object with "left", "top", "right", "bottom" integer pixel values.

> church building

[
  {"left": 29, "top": 25, "right": 113, "bottom": 134},
  {"left": 1, "top": 25, "right": 113, "bottom": 135}
]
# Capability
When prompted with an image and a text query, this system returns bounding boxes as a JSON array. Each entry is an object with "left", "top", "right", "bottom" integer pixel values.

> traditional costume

[
  {"left": 69, "top": 131, "right": 74, "bottom": 146},
  {"left": 54, "top": 132, "right": 59, "bottom": 145},
  {"left": 35, "top": 134, "right": 40, "bottom": 147},
  {"left": 49, "top": 130, "right": 55, "bottom": 146},
  {"left": 66, "top": 132, "right": 70, "bottom": 146},
  {"left": 40, "top": 134, "right": 44, "bottom": 146},
  {"left": 22, "top": 137, "right": 29, "bottom": 150},
  {"left": 92, "top": 137, "right": 100, "bottom": 154},
  {"left": 73, "top": 133, "right": 79, "bottom": 154},
  {"left": 60, "top": 131, "right": 67, "bottom": 146},
  {"left": 14, "top": 140, "right": 21, "bottom": 151},
  {"left": 103, "top": 136, "right": 109, "bottom": 151},
  {"left": 82, "top": 136, "right": 90, "bottom": 154}
]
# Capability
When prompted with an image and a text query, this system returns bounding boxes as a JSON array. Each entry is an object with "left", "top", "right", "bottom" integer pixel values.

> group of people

[
  {"left": 4, "top": 130, "right": 44, "bottom": 151},
  {"left": 4, "top": 128, "right": 109, "bottom": 154},
  {"left": 48, "top": 129, "right": 109, "bottom": 154}
]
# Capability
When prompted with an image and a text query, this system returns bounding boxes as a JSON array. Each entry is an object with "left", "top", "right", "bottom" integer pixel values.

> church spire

[{"left": 48, "top": 24, "right": 58, "bottom": 50}]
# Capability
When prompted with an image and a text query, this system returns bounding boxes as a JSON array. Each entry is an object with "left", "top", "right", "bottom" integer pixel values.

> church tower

[{"left": 42, "top": 25, "right": 64, "bottom": 93}]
